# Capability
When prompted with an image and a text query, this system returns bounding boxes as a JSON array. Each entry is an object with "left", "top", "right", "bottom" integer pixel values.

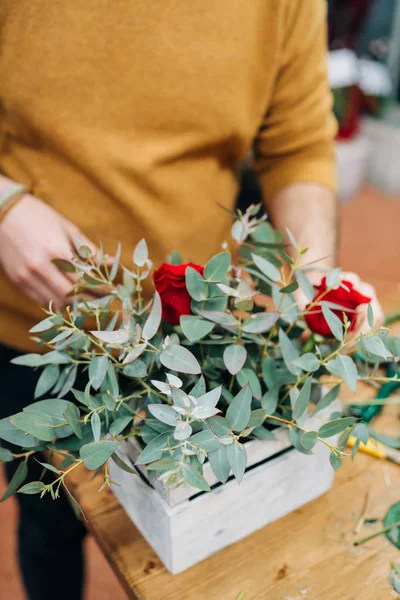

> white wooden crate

[{"left": 109, "top": 400, "right": 340, "bottom": 574}]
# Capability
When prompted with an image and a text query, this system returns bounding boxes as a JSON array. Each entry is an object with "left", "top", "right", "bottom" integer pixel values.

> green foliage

[{"left": 3, "top": 203, "right": 396, "bottom": 497}]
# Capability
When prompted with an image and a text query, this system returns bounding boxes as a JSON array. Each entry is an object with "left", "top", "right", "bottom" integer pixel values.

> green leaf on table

[
  {"left": 34, "top": 364, "right": 60, "bottom": 398},
  {"left": 236, "top": 368, "right": 262, "bottom": 401},
  {"left": 295, "top": 270, "right": 315, "bottom": 302},
  {"left": 242, "top": 312, "right": 280, "bottom": 334},
  {"left": 11, "top": 412, "right": 55, "bottom": 442},
  {"left": 251, "top": 253, "right": 281, "bottom": 282},
  {"left": 300, "top": 431, "right": 318, "bottom": 450},
  {"left": 91, "top": 412, "right": 101, "bottom": 442},
  {"left": 180, "top": 316, "right": 214, "bottom": 342},
  {"left": 384, "top": 502, "right": 400, "bottom": 548},
  {"left": 352, "top": 422, "right": 369, "bottom": 445},
  {"left": 223, "top": 344, "right": 247, "bottom": 375},
  {"left": 312, "top": 384, "right": 341, "bottom": 415},
  {"left": 0, "top": 447, "right": 13, "bottom": 462},
  {"left": 279, "top": 329, "right": 301, "bottom": 375},
  {"left": 227, "top": 442, "right": 247, "bottom": 482},
  {"left": 293, "top": 378, "right": 312, "bottom": 421},
  {"left": 1, "top": 461, "right": 28, "bottom": 502},
  {"left": 226, "top": 385, "right": 252, "bottom": 432},
  {"left": 160, "top": 345, "right": 201, "bottom": 375},
  {"left": 136, "top": 432, "right": 171, "bottom": 465},
  {"left": 132, "top": 238, "right": 148, "bottom": 267},
  {"left": 89, "top": 356, "right": 109, "bottom": 390},
  {"left": 80, "top": 440, "right": 118, "bottom": 470},
  {"left": 142, "top": 292, "right": 162, "bottom": 340},
  {"left": 208, "top": 445, "right": 231, "bottom": 483},
  {"left": 318, "top": 417, "right": 357, "bottom": 438},
  {"left": 325, "top": 355, "right": 358, "bottom": 392},
  {"left": 18, "top": 481, "right": 46, "bottom": 495},
  {"left": 64, "top": 404, "right": 82, "bottom": 439},
  {"left": 183, "top": 463, "right": 210, "bottom": 491},
  {"left": 321, "top": 304, "right": 344, "bottom": 341},
  {"left": 291, "top": 353, "right": 320, "bottom": 373},
  {"left": 148, "top": 404, "right": 178, "bottom": 426},
  {"left": 389, "top": 563, "right": 400, "bottom": 594},
  {"left": 204, "top": 252, "right": 231, "bottom": 282}
]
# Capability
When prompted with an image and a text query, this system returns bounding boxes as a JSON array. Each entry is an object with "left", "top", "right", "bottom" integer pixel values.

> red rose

[
  {"left": 305, "top": 277, "right": 371, "bottom": 337},
  {"left": 153, "top": 263, "right": 204, "bottom": 325}
]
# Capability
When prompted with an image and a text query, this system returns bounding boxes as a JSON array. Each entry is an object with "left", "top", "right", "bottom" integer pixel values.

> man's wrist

[{"left": 0, "top": 182, "right": 27, "bottom": 224}]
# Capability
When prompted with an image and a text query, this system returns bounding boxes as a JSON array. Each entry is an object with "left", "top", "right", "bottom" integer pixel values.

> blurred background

[{"left": 1, "top": 2, "right": 400, "bottom": 599}]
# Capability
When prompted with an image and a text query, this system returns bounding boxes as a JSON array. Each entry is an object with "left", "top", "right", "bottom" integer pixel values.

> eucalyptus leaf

[
  {"left": 223, "top": 344, "right": 247, "bottom": 375},
  {"left": 325, "top": 355, "right": 358, "bottom": 392},
  {"left": 318, "top": 417, "right": 356, "bottom": 438},
  {"left": 148, "top": 404, "right": 178, "bottom": 426},
  {"left": 208, "top": 445, "right": 230, "bottom": 483},
  {"left": 182, "top": 463, "right": 210, "bottom": 491},
  {"left": 142, "top": 292, "right": 162, "bottom": 340},
  {"left": 293, "top": 378, "right": 312, "bottom": 421},
  {"left": 34, "top": 364, "right": 60, "bottom": 398},
  {"left": 226, "top": 385, "right": 252, "bottom": 432},
  {"left": 185, "top": 267, "right": 207, "bottom": 301},
  {"left": 227, "top": 442, "right": 247, "bottom": 482},
  {"left": 180, "top": 316, "right": 214, "bottom": 342},
  {"left": 160, "top": 345, "right": 201, "bottom": 375},
  {"left": 242, "top": 312, "right": 280, "bottom": 334},
  {"left": 132, "top": 238, "right": 148, "bottom": 267},
  {"left": 251, "top": 253, "right": 281, "bottom": 282},
  {"left": 321, "top": 304, "right": 344, "bottom": 341},
  {"left": 204, "top": 252, "right": 230, "bottom": 282},
  {"left": 1, "top": 461, "right": 28, "bottom": 502},
  {"left": 136, "top": 432, "right": 171, "bottom": 465},
  {"left": 80, "top": 441, "right": 118, "bottom": 470}
]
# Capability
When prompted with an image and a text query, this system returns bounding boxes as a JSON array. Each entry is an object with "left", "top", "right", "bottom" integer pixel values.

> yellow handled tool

[{"left": 347, "top": 436, "right": 400, "bottom": 465}]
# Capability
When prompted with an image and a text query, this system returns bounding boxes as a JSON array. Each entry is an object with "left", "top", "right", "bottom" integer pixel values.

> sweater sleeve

[{"left": 253, "top": 0, "right": 337, "bottom": 201}]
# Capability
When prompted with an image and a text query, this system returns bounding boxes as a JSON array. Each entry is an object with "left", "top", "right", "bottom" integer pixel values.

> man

[{"left": 0, "top": 1, "right": 382, "bottom": 599}]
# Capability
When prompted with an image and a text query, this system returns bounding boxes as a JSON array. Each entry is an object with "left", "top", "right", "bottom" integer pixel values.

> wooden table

[{"left": 66, "top": 295, "right": 400, "bottom": 600}]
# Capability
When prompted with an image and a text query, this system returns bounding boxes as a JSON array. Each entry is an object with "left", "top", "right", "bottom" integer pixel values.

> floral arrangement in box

[{"left": 0, "top": 204, "right": 397, "bottom": 501}]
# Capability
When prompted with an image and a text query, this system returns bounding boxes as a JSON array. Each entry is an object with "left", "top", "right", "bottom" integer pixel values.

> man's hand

[
  {"left": 0, "top": 195, "right": 97, "bottom": 309},
  {"left": 295, "top": 270, "right": 385, "bottom": 339}
]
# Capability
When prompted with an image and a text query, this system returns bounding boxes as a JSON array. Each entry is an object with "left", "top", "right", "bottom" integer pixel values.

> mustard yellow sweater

[{"left": 0, "top": 0, "right": 336, "bottom": 352}]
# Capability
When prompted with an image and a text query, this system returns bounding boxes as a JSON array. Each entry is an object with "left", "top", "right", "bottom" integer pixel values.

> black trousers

[{"left": 0, "top": 343, "right": 87, "bottom": 600}]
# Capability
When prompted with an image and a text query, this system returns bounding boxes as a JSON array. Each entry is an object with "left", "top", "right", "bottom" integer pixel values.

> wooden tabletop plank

[{"left": 64, "top": 295, "right": 400, "bottom": 600}]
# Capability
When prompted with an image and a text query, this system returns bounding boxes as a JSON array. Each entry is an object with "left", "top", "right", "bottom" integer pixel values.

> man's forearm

[{"left": 265, "top": 182, "right": 338, "bottom": 270}]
